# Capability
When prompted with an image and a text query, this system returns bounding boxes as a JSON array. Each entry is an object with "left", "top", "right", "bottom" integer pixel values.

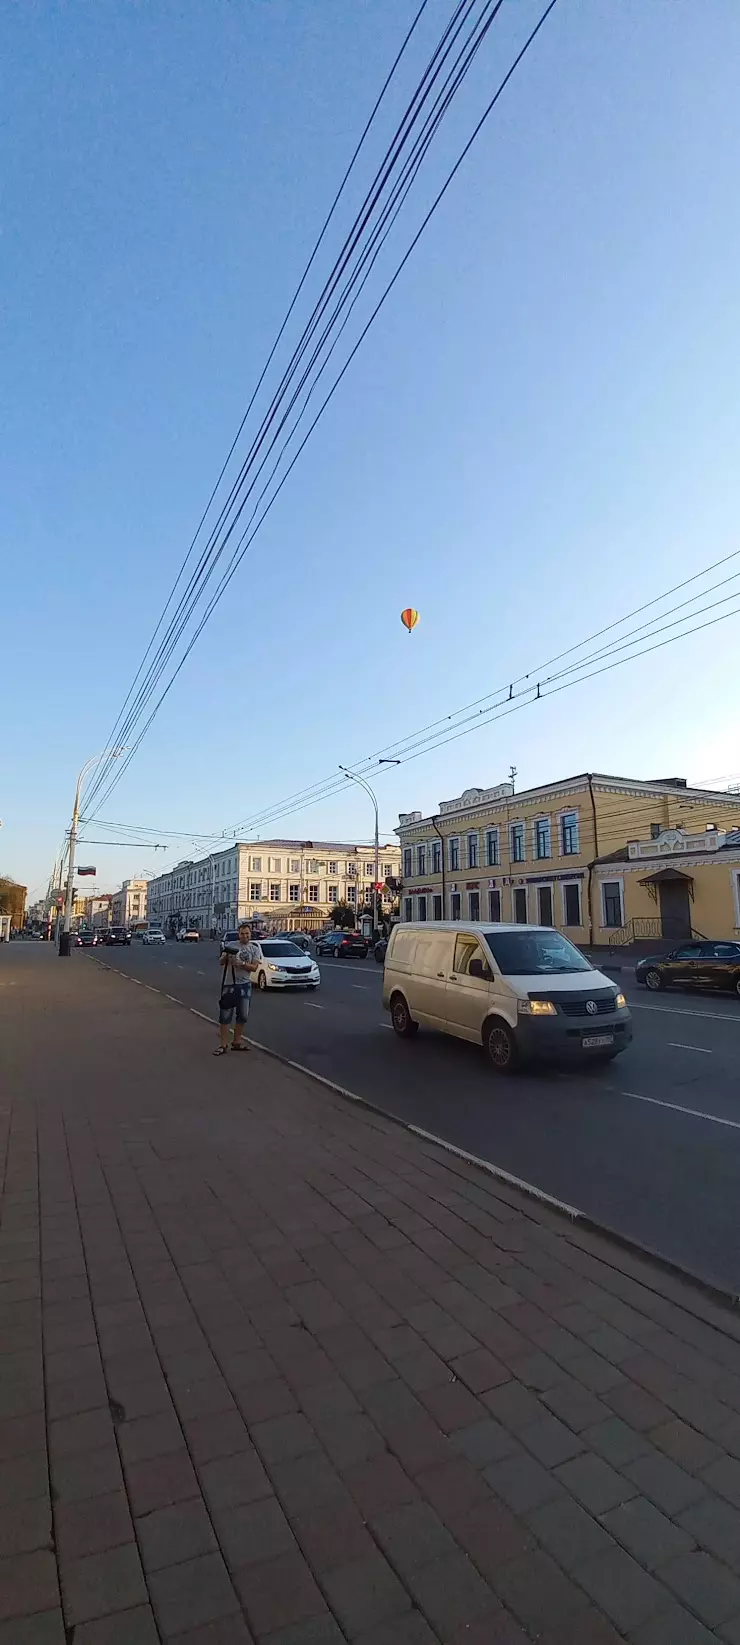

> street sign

[{"left": 77, "top": 866, "right": 96, "bottom": 876}]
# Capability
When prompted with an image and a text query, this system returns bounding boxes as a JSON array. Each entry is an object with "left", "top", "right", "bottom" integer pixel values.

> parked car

[
  {"left": 636, "top": 940, "right": 740, "bottom": 996},
  {"left": 142, "top": 930, "right": 166, "bottom": 945},
  {"left": 105, "top": 927, "right": 131, "bottom": 947},
  {"left": 275, "top": 932, "right": 313, "bottom": 953},
  {"left": 315, "top": 930, "right": 369, "bottom": 958},
  {"left": 252, "top": 939, "right": 320, "bottom": 991},
  {"left": 383, "top": 922, "right": 631, "bottom": 1074},
  {"left": 374, "top": 938, "right": 387, "bottom": 964},
  {"left": 75, "top": 930, "right": 98, "bottom": 947}
]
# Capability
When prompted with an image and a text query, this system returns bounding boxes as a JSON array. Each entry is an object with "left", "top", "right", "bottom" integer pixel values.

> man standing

[{"left": 214, "top": 921, "right": 259, "bottom": 1056}]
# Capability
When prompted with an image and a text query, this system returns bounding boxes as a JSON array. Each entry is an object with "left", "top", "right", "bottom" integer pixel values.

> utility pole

[
  {"left": 60, "top": 749, "right": 125, "bottom": 955},
  {"left": 340, "top": 760, "right": 400, "bottom": 936},
  {"left": 509, "top": 765, "right": 517, "bottom": 795}
]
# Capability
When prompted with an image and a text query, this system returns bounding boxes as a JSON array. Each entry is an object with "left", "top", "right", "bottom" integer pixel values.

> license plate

[{"left": 582, "top": 1034, "right": 613, "bottom": 1049}]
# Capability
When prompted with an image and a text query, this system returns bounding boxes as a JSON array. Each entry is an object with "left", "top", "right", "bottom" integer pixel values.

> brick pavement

[{"left": 3, "top": 947, "right": 740, "bottom": 1643}]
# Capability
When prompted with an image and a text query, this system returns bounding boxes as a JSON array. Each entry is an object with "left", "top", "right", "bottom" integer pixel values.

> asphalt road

[{"left": 95, "top": 940, "right": 740, "bottom": 1296}]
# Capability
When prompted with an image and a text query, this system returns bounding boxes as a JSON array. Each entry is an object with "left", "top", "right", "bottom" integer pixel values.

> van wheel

[
  {"left": 391, "top": 995, "right": 418, "bottom": 1038},
  {"left": 257, "top": 971, "right": 268, "bottom": 991},
  {"left": 484, "top": 1018, "right": 520, "bottom": 1073}
]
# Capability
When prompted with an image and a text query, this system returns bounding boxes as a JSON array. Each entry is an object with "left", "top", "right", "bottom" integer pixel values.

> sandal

[
  {"left": 231, "top": 1042, "right": 249, "bottom": 1052},
  {"left": 213, "top": 1046, "right": 229, "bottom": 1056}
]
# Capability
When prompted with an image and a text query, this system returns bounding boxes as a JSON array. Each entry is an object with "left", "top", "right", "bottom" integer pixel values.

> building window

[
  {"left": 269, "top": 883, "right": 280, "bottom": 902},
  {"left": 290, "top": 859, "right": 301, "bottom": 874},
  {"left": 418, "top": 896, "right": 427, "bottom": 921},
  {"left": 347, "top": 862, "right": 356, "bottom": 878},
  {"left": 467, "top": 833, "right": 478, "bottom": 869},
  {"left": 537, "top": 884, "right": 554, "bottom": 925},
  {"left": 270, "top": 857, "right": 281, "bottom": 872},
  {"left": 650, "top": 823, "right": 662, "bottom": 839},
  {"left": 251, "top": 857, "right": 262, "bottom": 872},
  {"left": 403, "top": 848, "right": 412, "bottom": 878},
  {"left": 328, "top": 860, "right": 337, "bottom": 875},
  {"left": 365, "top": 861, "right": 374, "bottom": 876},
  {"left": 510, "top": 823, "right": 525, "bottom": 863},
  {"left": 561, "top": 812, "right": 579, "bottom": 855},
  {"left": 485, "top": 829, "right": 499, "bottom": 867},
  {"left": 289, "top": 884, "right": 300, "bottom": 902},
  {"left": 563, "top": 882, "right": 582, "bottom": 926},
  {"left": 249, "top": 882, "right": 262, "bottom": 901},
  {"left": 404, "top": 898, "right": 413, "bottom": 922},
  {"left": 417, "top": 844, "right": 426, "bottom": 875},
  {"left": 431, "top": 841, "right": 441, "bottom": 874},
  {"left": 469, "top": 890, "right": 480, "bottom": 921},
  {"left": 602, "top": 881, "right": 623, "bottom": 928},
  {"left": 488, "top": 888, "right": 501, "bottom": 921},
  {"left": 535, "top": 818, "right": 551, "bottom": 860},
  {"left": 450, "top": 891, "right": 461, "bottom": 920},
  {"left": 327, "top": 885, "right": 337, "bottom": 904},
  {"left": 432, "top": 894, "right": 443, "bottom": 920},
  {"left": 513, "top": 887, "right": 528, "bottom": 923},
  {"left": 449, "top": 837, "right": 460, "bottom": 871},
  {"left": 382, "top": 863, "right": 392, "bottom": 878},
  {"left": 347, "top": 885, "right": 356, "bottom": 903},
  {"left": 308, "top": 884, "right": 319, "bottom": 903}
]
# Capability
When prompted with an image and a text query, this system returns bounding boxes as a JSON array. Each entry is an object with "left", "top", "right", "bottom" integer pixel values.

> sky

[{"left": 3, "top": 0, "right": 740, "bottom": 904}]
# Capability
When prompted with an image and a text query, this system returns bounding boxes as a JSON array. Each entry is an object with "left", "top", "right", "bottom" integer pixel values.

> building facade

[
  {"left": 111, "top": 879, "right": 148, "bottom": 929},
  {"left": 397, "top": 774, "right": 740, "bottom": 945},
  {"left": 594, "top": 826, "right": 740, "bottom": 943},
  {"left": 146, "top": 839, "right": 402, "bottom": 933}
]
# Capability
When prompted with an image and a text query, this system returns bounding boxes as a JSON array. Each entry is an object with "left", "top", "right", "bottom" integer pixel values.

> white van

[{"left": 382, "top": 922, "right": 632, "bottom": 1073}]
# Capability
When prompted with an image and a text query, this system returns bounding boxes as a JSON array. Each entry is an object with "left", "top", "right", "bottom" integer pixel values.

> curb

[{"left": 91, "top": 958, "right": 740, "bottom": 1330}]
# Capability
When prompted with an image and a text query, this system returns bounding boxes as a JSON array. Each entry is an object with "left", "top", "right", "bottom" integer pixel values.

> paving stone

[
  {"left": 59, "top": 1541, "right": 147, "bottom": 1625},
  {"left": 406, "top": 1549, "right": 494, "bottom": 1634},
  {"left": 271, "top": 1452, "right": 349, "bottom": 1517},
  {"left": 418, "top": 1378, "right": 486, "bottom": 1433},
  {"left": 136, "top": 1497, "right": 218, "bottom": 1571},
  {"left": 702, "top": 1453, "right": 740, "bottom": 1508},
  {"left": 527, "top": 1494, "right": 615, "bottom": 1568},
  {"left": 371, "top": 1500, "right": 455, "bottom": 1573},
  {"left": 0, "top": 1613, "right": 67, "bottom": 1644},
  {"left": 124, "top": 1447, "right": 200, "bottom": 1515},
  {"left": 450, "top": 1417, "right": 518, "bottom": 1468},
  {"left": 518, "top": 1413, "right": 585, "bottom": 1467},
  {"left": 584, "top": 1415, "right": 653, "bottom": 1466},
  {"left": 541, "top": 1378, "right": 611, "bottom": 1432},
  {"left": 449, "top": 1495, "right": 532, "bottom": 1573},
  {"left": 482, "top": 1381, "right": 549, "bottom": 1433},
  {"left": 449, "top": 1348, "right": 510, "bottom": 1394},
  {"left": 601, "top": 1493, "right": 695, "bottom": 1570},
  {"left": 651, "top": 1418, "right": 721, "bottom": 1474},
  {"left": 55, "top": 1491, "right": 134, "bottom": 1560},
  {"left": 148, "top": 1551, "right": 241, "bottom": 1635},
  {"left": 236, "top": 1378, "right": 298, "bottom": 1425},
  {"left": 484, "top": 1446, "right": 565, "bottom": 1513},
  {"left": 0, "top": 1547, "right": 59, "bottom": 1622},
  {"left": 236, "top": 1549, "right": 332, "bottom": 1636},
  {"left": 200, "top": 1448, "right": 272, "bottom": 1511},
  {"left": 657, "top": 1549, "right": 740, "bottom": 1626},
  {"left": 263, "top": 1620, "right": 345, "bottom": 1645},
  {"left": 625, "top": 1447, "right": 708, "bottom": 1515},
  {"left": 574, "top": 1544, "right": 667, "bottom": 1631},
  {"left": 251, "top": 1412, "right": 320, "bottom": 1466},
  {"left": 679, "top": 1492, "right": 740, "bottom": 1571},
  {"left": 631, "top": 1602, "right": 722, "bottom": 1644},
  {"left": 353, "top": 1616, "right": 438, "bottom": 1645},
  {"left": 554, "top": 1450, "right": 635, "bottom": 1513},
  {"left": 73, "top": 1604, "right": 161, "bottom": 1642},
  {"left": 605, "top": 1381, "right": 674, "bottom": 1431},
  {"left": 535, "top": 1608, "right": 632, "bottom": 1644},
  {"left": 293, "top": 1501, "right": 374, "bottom": 1572},
  {"left": 0, "top": 1495, "right": 52, "bottom": 1557},
  {"left": 51, "top": 1442, "right": 125, "bottom": 1504},
  {"left": 415, "top": 1454, "right": 488, "bottom": 1522},
  {"left": 489, "top": 1547, "right": 590, "bottom": 1632},
  {"left": 342, "top": 1452, "right": 418, "bottom": 1518}
]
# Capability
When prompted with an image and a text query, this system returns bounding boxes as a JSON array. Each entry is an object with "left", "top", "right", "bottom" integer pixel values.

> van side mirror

[{"left": 468, "top": 957, "right": 489, "bottom": 980}]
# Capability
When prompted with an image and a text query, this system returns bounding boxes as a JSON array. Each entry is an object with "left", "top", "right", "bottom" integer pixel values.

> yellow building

[
  {"left": 396, "top": 773, "right": 740, "bottom": 945},
  {"left": 594, "top": 826, "right": 740, "bottom": 944}
]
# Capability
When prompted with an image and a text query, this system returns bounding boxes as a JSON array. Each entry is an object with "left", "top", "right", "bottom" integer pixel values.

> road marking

[
  {"left": 177, "top": 965, "right": 185, "bottom": 970},
  {"left": 352, "top": 984, "right": 368, "bottom": 991},
  {"left": 668, "top": 1042, "right": 713, "bottom": 1054},
  {"left": 621, "top": 1090, "right": 740, "bottom": 1132},
  {"left": 631, "top": 1001, "right": 740, "bottom": 1024},
  {"left": 379, "top": 1022, "right": 393, "bottom": 1029},
  {"left": 197, "top": 970, "right": 205, "bottom": 976},
  {"left": 306, "top": 1003, "right": 324, "bottom": 1010}
]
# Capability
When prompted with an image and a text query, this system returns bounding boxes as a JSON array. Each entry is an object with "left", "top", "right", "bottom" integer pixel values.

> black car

[
  {"left": 105, "top": 927, "right": 131, "bottom": 947},
  {"left": 374, "top": 938, "right": 387, "bottom": 964},
  {"left": 276, "top": 932, "right": 313, "bottom": 953},
  {"left": 315, "top": 930, "right": 369, "bottom": 958},
  {"left": 75, "top": 930, "right": 97, "bottom": 947},
  {"left": 636, "top": 940, "right": 740, "bottom": 997}
]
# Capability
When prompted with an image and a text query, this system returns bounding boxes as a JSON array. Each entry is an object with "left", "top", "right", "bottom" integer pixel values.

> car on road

[
  {"left": 142, "top": 930, "right": 166, "bottom": 945},
  {"left": 252, "top": 939, "right": 320, "bottom": 991},
  {"left": 74, "top": 930, "right": 98, "bottom": 947},
  {"left": 275, "top": 932, "right": 313, "bottom": 953},
  {"left": 105, "top": 927, "right": 131, "bottom": 947},
  {"left": 178, "top": 929, "right": 200, "bottom": 942},
  {"left": 383, "top": 922, "right": 631, "bottom": 1074},
  {"left": 220, "top": 930, "right": 241, "bottom": 954},
  {"left": 374, "top": 938, "right": 387, "bottom": 964},
  {"left": 315, "top": 930, "right": 369, "bottom": 958},
  {"left": 636, "top": 940, "right": 740, "bottom": 996}
]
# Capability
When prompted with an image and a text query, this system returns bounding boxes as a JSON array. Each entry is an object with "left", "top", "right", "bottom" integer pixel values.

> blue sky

[{"left": 3, "top": 0, "right": 740, "bottom": 902}]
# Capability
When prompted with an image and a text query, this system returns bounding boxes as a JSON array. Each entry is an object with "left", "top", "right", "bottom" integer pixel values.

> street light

[
  {"left": 60, "top": 749, "right": 126, "bottom": 954},
  {"left": 339, "top": 761, "right": 400, "bottom": 936}
]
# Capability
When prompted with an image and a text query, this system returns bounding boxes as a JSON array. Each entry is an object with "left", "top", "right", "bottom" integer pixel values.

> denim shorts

[{"left": 219, "top": 983, "right": 252, "bottom": 1027}]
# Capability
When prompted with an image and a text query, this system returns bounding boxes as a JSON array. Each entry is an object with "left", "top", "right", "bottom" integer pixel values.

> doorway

[
  {"left": 513, "top": 888, "right": 528, "bottom": 924},
  {"left": 658, "top": 877, "right": 692, "bottom": 941},
  {"left": 537, "top": 885, "right": 554, "bottom": 926}
]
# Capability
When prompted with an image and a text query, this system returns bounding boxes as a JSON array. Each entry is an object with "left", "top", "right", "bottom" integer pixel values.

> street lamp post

[
  {"left": 340, "top": 761, "right": 400, "bottom": 937},
  {"left": 60, "top": 749, "right": 125, "bottom": 955}
]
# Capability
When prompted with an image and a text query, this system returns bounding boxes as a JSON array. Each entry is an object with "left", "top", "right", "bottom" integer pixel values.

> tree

[{"left": 330, "top": 901, "right": 356, "bottom": 930}]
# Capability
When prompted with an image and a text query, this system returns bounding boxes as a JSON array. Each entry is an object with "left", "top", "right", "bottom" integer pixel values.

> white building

[
  {"left": 146, "top": 838, "right": 401, "bottom": 934},
  {"left": 111, "top": 879, "right": 148, "bottom": 929}
]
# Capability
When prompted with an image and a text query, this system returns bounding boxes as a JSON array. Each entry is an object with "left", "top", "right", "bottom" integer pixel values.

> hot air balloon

[{"left": 401, "top": 607, "right": 419, "bottom": 635}]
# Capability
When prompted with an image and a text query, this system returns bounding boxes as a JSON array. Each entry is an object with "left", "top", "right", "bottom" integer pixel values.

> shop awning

[{"left": 637, "top": 866, "right": 694, "bottom": 887}]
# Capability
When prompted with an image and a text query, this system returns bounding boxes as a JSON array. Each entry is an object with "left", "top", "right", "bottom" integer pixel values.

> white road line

[
  {"left": 197, "top": 969, "right": 205, "bottom": 976},
  {"left": 631, "top": 1001, "right": 740, "bottom": 1024},
  {"left": 306, "top": 1003, "right": 324, "bottom": 1010},
  {"left": 379, "top": 1022, "right": 393, "bottom": 1029},
  {"left": 668, "top": 1043, "right": 713, "bottom": 1054},
  {"left": 621, "top": 1090, "right": 740, "bottom": 1132},
  {"left": 352, "top": 984, "right": 368, "bottom": 990}
]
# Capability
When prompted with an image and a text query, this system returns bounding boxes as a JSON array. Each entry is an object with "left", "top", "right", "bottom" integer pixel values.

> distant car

[
  {"left": 142, "top": 930, "right": 166, "bottom": 945},
  {"left": 636, "top": 940, "right": 740, "bottom": 997},
  {"left": 252, "top": 939, "right": 320, "bottom": 991},
  {"left": 75, "top": 930, "right": 98, "bottom": 947},
  {"left": 374, "top": 938, "right": 387, "bottom": 964},
  {"left": 178, "top": 929, "right": 200, "bottom": 943},
  {"left": 220, "top": 930, "right": 241, "bottom": 954},
  {"left": 275, "top": 932, "right": 313, "bottom": 953},
  {"left": 315, "top": 930, "right": 369, "bottom": 959},
  {"left": 105, "top": 928, "right": 131, "bottom": 947}
]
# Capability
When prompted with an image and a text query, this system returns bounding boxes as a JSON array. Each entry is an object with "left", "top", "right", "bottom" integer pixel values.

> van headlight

[
  {"left": 614, "top": 992, "right": 627, "bottom": 1009},
  {"left": 518, "top": 998, "right": 557, "bottom": 1016}
]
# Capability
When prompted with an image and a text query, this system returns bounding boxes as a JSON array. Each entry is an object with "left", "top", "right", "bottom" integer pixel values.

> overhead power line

[{"left": 81, "top": 0, "right": 560, "bottom": 823}]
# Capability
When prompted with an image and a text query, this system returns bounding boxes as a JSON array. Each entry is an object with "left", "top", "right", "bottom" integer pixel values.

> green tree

[{"left": 330, "top": 901, "right": 356, "bottom": 929}]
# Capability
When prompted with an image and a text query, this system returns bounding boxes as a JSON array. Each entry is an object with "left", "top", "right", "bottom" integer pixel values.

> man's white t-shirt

[{"left": 234, "top": 941, "right": 260, "bottom": 985}]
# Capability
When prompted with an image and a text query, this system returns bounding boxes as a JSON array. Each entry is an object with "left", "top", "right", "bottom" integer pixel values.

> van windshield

[{"left": 484, "top": 930, "right": 592, "bottom": 975}]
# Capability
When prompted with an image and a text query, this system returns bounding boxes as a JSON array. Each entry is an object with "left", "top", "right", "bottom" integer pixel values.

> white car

[
  {"left": 142, "top": 930, "right": 166, "bottom": 945},
  {"left": 253, "top": 939, "right": 320, "bottom": 991}
]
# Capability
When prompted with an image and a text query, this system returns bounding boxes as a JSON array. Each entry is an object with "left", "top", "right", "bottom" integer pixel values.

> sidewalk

[{"left": 3, "top": 952, "right": 740, "bottom": 1643}]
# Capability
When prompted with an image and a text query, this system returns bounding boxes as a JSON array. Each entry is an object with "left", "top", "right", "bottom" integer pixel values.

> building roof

[{"left": 397, "top": 773, "right": 740, "bottom": 832}]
